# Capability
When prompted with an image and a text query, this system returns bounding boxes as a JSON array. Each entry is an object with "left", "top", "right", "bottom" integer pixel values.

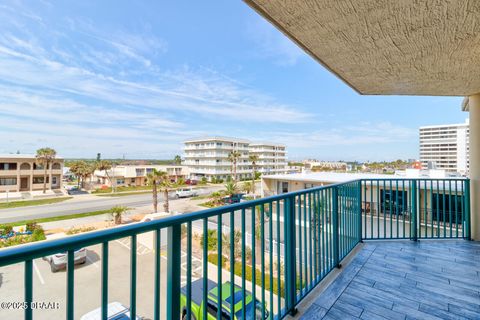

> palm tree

[
  {"left": 96, "top": 160, "right": 113, "bottom": 192},
  {"left": 174, "top": 155, "right": 182, "bottom": 165},
  {"left": 249, "top": 155, "right": 259, "bottom": 197},
  {"left": 35, "top": 147, "right": 57, "bottom": 193},
  {"left": 225, "top": 181, "right": 239, "bottom": 197},
  {"left": 227, "top": 151, "right": 241, "bottom": 182},
  {"left": 110, "top": 206, "right": 128, "bottom": 225},
  {"left": 242, "top": 181, "right": 253, "bottom": 194},
  {"left": 159, "top": 172, "right": 173, "bottom": 213},
  {"left": 146, "top": 169, "right": 163, "bottom": 213}
]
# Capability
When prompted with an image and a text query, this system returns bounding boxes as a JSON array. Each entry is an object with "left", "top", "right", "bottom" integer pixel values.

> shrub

[
  {"left": 0, "top": 225, "right": 13, "bottom": 236},
  {"left": 26, "top": 222, "right": 39, "bottom": 232},
  {"left": 200, "top": 229, "right": 217, "bottom": 251},
  {"left": 110, "top": 206, "right": 129, "bottom": 224},
  {"left": 208, "top": 253, "right": 227, "bottom": 267},
  {"left": 66, "top": 226, "right": 96, "bottom": 235}
]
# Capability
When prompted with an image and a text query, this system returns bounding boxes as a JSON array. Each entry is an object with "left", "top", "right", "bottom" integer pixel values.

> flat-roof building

[
  {"left": 183, "top": 137, "right": 288, "bottom": 181},
  {"left": 0, "top": 154, "right": 64, "bottom": 195},
  {"left": 94, "top": 164, "right": 188, "bottom": 187},
  {"left": 419, "top": 119, "right": 469, "bottom": 175}
]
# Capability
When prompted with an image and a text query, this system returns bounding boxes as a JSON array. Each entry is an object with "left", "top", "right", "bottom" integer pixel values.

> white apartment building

[
  {"left": 94, "top": 165, "right": 188, "bottom": 187},
  {"left": 184, "top": 137, "right": 287, "bottom": 181},
  {"left": 419, "top": 119, "right": 469, "bottom": 175}
]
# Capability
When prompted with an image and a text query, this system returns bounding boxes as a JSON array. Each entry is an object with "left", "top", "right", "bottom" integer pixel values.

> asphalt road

[{"left": 0, "top": 186, "right": 222, "bottom": 224}]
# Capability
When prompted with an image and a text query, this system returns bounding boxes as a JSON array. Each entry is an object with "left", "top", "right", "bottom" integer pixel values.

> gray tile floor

[{"left": 300, "top": 240, "right": 480, "bottom": 320}]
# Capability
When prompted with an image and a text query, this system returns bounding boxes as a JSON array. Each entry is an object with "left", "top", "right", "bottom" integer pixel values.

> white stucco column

[{"left": 469, "top": 94, "right": 480, "bottom": 240}]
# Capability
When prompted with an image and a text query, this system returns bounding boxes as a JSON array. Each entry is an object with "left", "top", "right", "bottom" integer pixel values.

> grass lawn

[
  {"left": 2, "top": 209, "right": 113, "bottom": 227},
  {"left": 96, "top": 191, "right": 152, "bottom": 197},
  {"left": 92, "top": 185, "right": 153, "bottom": 194},
  {"left": 0, "top": 197, "right": 72, "bottom": 209}
]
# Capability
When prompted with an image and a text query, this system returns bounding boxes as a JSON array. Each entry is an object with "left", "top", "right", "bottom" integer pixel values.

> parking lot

[{"left": 0, "top": 233, "right": 203, "bottom": 320}]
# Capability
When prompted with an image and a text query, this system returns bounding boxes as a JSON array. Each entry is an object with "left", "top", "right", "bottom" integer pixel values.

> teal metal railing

[
  {"left": 361, "top": 178, "right": 470, "bottom": 240},
  {"left": 0, "top": 178, "right": 470, "bottom": 319}
]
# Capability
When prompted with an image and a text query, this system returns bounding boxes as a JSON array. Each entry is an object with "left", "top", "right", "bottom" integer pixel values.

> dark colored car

[{"left": 223, "top": 193, "right": 244, "bottom": 204}]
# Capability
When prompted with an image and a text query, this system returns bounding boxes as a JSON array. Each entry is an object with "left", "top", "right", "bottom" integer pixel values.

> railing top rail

[{"left": 0, "top": 179, "right": 358, "bottom": 266}]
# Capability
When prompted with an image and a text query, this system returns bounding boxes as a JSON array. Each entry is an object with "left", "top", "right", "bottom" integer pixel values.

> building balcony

[{"left": 0, "top": 178, "right": 477, "bottom": 320}]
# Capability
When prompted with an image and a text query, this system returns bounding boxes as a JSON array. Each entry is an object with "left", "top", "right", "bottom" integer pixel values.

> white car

[
  {"left": 80, "top": 301, "right": 142, "bottom": 320},
  {"left": 175, "top": 188, "right": 198, "bottom": 198},
  {"left": 43, "top": 248, "right": 87, "bottom": 272}
]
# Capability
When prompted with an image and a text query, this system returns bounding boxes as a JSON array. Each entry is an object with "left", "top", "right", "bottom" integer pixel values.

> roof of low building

[{"left": 0, "top": 154, "right": 64, "bottom": 160}]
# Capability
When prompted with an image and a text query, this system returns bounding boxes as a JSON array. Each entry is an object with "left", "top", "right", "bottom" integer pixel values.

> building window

[
  {"left": 52, "top": 163, "right": 61, "bottom": 170},
  {"left": 0, "top": 178, "right": 17, "bottom": 185},
  {"left": 0, "top": 163, "right": 17, "bottom": 170},
  {"left": 432, "top": 193, "right": 463, "bottom": 224},
  {"left": 52, "top": 177, "right": 57, "bottom": 185},
  {"left": 116, "top": 179, "right": 125, "bottom": 185},
  {"left": 380, "top": 189, "right": 408, "bottom": 214},
  {"left": 20, "top": 163, "right": 30, "bottom": 170},
  {"left": 33, "top": 177, "right": 49, "bottom": 184}
]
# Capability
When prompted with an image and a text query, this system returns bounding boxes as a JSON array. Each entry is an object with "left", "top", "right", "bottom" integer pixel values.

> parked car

[
  {"left": 175, "top": 188, "right": 198, "bottom": 198},
  {"left": 80, "top": 301, "right": 142, "bottom": 320},
  {"left": 180, "top": 280, "right": 269, "bottom": 320},
  {"left": 223, "top": 193, "right": 245, "bottom": 204},
  {"left": 186, "top": 179, "right": 198, "bottom": 186},
  {"left": 43, "top": 248, "right": 87, "bottom": 272}
]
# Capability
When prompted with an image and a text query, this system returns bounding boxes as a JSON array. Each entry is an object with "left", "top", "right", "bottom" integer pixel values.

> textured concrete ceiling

[{"left": 244, "top": 0, "right": 480, "bottom": 96}]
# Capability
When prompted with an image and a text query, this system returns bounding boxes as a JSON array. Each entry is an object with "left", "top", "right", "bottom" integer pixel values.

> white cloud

[{"left": 244, "top": 18, "right": 305, "bottom": 66}]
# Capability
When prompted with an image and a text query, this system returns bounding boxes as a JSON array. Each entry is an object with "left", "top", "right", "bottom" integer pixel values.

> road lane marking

[{"left": 33, "top": 261, "right": 45, "bottom": 285}]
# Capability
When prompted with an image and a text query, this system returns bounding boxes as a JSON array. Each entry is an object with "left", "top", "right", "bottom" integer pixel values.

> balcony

[{"left": 0, "top": 178, "right": 476, "bottom": 320}]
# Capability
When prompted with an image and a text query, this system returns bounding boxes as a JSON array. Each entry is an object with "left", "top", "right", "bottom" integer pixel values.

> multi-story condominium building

[
  {"left": 0, "top": 154, "right": 64, "bottom": 193},
  {"left": 94, "top": 165, "right": 189, "bottom": 187},
  {"left": 249, "top": 142, "right": 287, "bottom": 175},
  {"left": 184, "top": 137, "right": 288, "bottom": 181},
  {"left": 419, "top": 119, "right": 469, "bottom": 175}
]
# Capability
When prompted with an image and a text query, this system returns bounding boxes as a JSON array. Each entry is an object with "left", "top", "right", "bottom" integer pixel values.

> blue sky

[{"left": 0, "top": 1, "right": 467, "bottom": 161}]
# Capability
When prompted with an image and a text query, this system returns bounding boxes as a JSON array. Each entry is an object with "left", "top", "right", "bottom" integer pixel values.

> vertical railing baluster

[
  {"left": 130, "top": 235, "right": 137, "bottom": 319},
  {"left": 202, "top": 219, "right": 208, "bottom": 320},
  {"left": 411, "top": 180, "right": 418, "bottom": 241},
  {"left": 358, "top": 180, "right": 363, "bottom": 242},
  {"left": 217, "top": 214, "right": 222, "bottom": 320},
  {"left": 443, "top": 180, "right": 446, "bottom": 238},
  {"left": 229, "top": 211, "right": 234, "bottom": 320},
  {"left": 332, "top": 187, "right": 340, "bottom": 268},
  {"left": 252, "top": 205, "right": 256, "bottom": 312},
  {"left": 154, "top": 230, "right": 161, "bottom": 320},
  {"left": 436, "top": 180, "right": 440, "bottom": 238},
  {"left": 285, "top": 195, "right": 298, "bottom": 315},
  {"left": 455, "top": 180, "right": 459, "bottom": 237},
  {"left": 102, "top": 242, "right": 109, "bottom": 320},
  {"left": 465, "top": 179, "right": 471, "bottom": 240},
  {"left": 166, "top": 225, "right": 181, "bottom": 320},
  {"left": 308, "top": 192, "right": 313, "bottom": 289},
  {"left": 298, "top": 195, "right": 302, "bottom": 295},
  {"left": 269, "top": 202, "right": 273, "bottom": 319},
  {"left": 24, "top": 260, "right": 33, "bottom": 320},
  {"left": 67, "top": 249, "right": 74, "bottom": 320},
  {"left": 395, "top": 180, "right": 399, "bottom": 238},
  {"left": 187, "top": 222, "right": 192, "bottom": 320},
  {"left": 304, "top": 193, "right": 308, "bottom": 291},
  {"left": 276, "top": 200, "right": 281, "bottom": 316},
  {"left": 261, "top": 204, "right": 265, "bottom": 319},
  {"left": 449, "top": 180, "right": 453, "bottom": 238},
  {"left": 430, "top": 180, "right": 434, "bottom": 238},
  {"left": 241, "top": 208, "right": 246, "bottom": 319}
]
